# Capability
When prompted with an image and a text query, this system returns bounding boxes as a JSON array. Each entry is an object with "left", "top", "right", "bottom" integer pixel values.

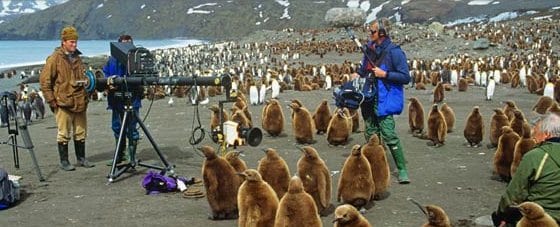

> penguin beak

[
  {"left": 236, "top": 172, "right": 247, "bottom": 177},
  {"left": 333, "top": 217, "right": 342, "bottom": 223},
  {"left": 196, "top": 147, "right": 203, "bottom": 151}
]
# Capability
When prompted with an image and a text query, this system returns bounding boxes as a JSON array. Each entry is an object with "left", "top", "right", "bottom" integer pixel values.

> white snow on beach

[
  {"left": 187, "top": 3, "right": 217, "bottom": 14},
  {"left": 347, "top": 0, "right": 360, "bottom": 8},
  {"left": 489, "top": 12, "right": 518, "bottom": 22},
  {"left": 553, "top": 6, "right": 560, "bottom": 10},
  {"left": 360, "top": 1, "right": 371, "bottom": 12},
  {"left": 444, "top": 15, "right": 487, "bottom": 27},
  {"left": 275, "top": 0, "right": 290, "bottom": 7},
  {"left": 533, "top": 15, "right": 552, "bottom": 20},
  {"left": 366, "top": 1, "right": 391, "bottom": 24},
  {"left": 468, "top": 0, "right": 493, "bottom": 6},
  {"left": 280, "top": 7, "right": 291, "bottom": 20}
]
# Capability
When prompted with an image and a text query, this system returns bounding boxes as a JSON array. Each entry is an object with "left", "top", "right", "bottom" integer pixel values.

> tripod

[
  {"left": 0, "top": 93, "right": 45, "bottom": 181},
  {"left": 107, "top": 91, "right": 174, "bottom": 183}
]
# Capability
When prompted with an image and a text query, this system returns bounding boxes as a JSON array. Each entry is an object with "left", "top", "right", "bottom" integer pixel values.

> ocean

[{"left": 0, "top": 39, "right": 204, "bottom": 91}]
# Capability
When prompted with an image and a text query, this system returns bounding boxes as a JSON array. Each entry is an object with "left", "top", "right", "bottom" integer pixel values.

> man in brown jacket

[{"left": 39, "top": 26, "right": 94, "bottom": 171}]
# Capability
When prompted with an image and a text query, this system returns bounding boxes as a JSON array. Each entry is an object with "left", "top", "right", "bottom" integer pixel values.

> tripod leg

[
  {"left": 133, "top": 111, "right": 173, "bottom": 173},
  {"left": 18, "top": 124, "right": 45, "bottom": 181},
  {"left": 12, "top": 134, "right": 20, "bottom": 169},
  {"left": 108, "top": 110, "right": 130, "bottom": 182}
]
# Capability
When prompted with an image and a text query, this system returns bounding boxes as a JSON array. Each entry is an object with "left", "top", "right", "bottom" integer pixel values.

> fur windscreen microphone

[{"left": 324, "top": 7, "right": 366, "bottom": 28}]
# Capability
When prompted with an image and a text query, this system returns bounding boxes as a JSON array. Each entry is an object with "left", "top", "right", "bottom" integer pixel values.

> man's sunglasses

[{"left": 369, "top": 29, "right": 377, "bottom": 35}]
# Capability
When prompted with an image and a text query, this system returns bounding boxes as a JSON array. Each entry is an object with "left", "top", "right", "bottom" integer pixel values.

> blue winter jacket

[
  {"left": 357, "top": 38, "right": 410, "bottom": 117},
  {"left": 102, "top": 57, "right": 142, "bottom": 110}
]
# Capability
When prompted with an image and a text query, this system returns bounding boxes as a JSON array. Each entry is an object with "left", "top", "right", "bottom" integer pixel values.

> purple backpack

[{"left": 141, "top": 171, "right": 177, "bottom": 195}]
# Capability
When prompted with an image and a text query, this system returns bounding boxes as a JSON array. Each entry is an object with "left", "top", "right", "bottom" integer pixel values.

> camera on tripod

[{"left": 110, "top": 42, "right": 156, "bottom": 77}]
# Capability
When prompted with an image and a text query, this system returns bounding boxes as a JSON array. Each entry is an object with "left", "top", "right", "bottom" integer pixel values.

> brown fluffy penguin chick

[
  {"left": 408, "top": 97, "right": 425, "bottom": 136},
  {"left": 257, "top": 148, "right": 291, "bottom": 200},
  {"left": 289, "top": 102, "right": 315, "bottom": 144},
  {"left": 493, "top": 126, "right": 520, "bottom": 182},
  {"left": 313, "top": 99, "right": 332, "bottom": 134},
  {"left": 224, "top": 150, "right": 248, "bottom": 173},
  {"left": 262, "top": 99, "right": 285, "bottom": 136},
  {"left": 274, "top": 176, "right": 322, "bottom": 227},
  {"left": 514, "top": 201, "right": 559, "bottom": 227},
  {"left": 237, "top": 169, "right": 279, "bottom": 227},
  {"left": 199, "top": 146, "right": 241, "bottom": 220},
  {"left": 440, "top": 103, "right": 455, "bottom": 133},
  {"left": 463, "top": 106, "right": 484, "bottom": 147},
  {"left": 458, "top": 78, "right": 468, "bottom": 92},
  {"left": 337, "top": 145, "right": 375, "bottom": 210},
  {"left": 532, "top": 96, "right": 554, "bottom": 115},
  {"left": 510, "top": 110, "right": 527, "bottom": 136},
  {"left": 327, "top": 108, "right": 352, "bottom": 146},
  {"left": 349, "top": 109, "right": 360, "bottom": 133},
  {"left": 242, "top": 106, "right": 253, "bottom": 127},
  {"left": 297, "top": 146, "right": 333, "bottom": 216},
  {"left": 361, "top": 134, "right": 390, "bottom": 200},
  {"left": 489, "top": 108, "right": 511, "bottom": 148},
  {"left": 422, "top": 205, "right": 452, "bottom": 227},
  {"left": 234, "top": 96, "right": 248, "bottom": 111},
  {"left": 333, "top": 204, "right": 372, "bottom": 227},
  {"left": 510, "top": 125, "right": 536, "bottom": 176},
  {"left": 433, "top": 82, "right": 445, "bottom": 103},
  {"left": 503, "top": 100, "right": 519, "bottom": 122},
  {"left": 209, "top": 105, "right": 229, "bottom": 131},
  {"left": 416, "top": 82, "right": 426, "bottom": 90},
  {"left": 427, "top": 104, "right": 448, "bottom": 147}
]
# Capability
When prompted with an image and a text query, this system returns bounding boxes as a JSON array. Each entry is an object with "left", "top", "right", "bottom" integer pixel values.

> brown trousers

[{"left": 55, "top": 108, "right": 87, "bottom": 143}]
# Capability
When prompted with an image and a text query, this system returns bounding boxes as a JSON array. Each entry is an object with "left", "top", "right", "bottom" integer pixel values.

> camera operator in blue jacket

[
  {"left": 351, "top": 18, "right": 411, "bottom": 184},
  {"left": 102, "top": 35, "right": 142, "bottom": 166}
]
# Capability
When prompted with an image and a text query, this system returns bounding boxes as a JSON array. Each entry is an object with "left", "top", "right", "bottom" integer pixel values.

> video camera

[{"left": 110, "top": 42, "right": 156, "bottom": 76}]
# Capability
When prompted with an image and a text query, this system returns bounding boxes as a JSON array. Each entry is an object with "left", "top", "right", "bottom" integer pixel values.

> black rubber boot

[
  {"left": 58, "top": 142, "right": 75, "bottom": 171},
  {"left": 75, "top": 140, "right": 94, "bottom": 168},
  {"left": 128, "top": 140, "right": 138, "bottom": 167}
]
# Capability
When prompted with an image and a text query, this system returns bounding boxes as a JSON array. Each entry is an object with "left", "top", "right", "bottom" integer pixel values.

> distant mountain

[
  {"left": 0, "top": 0, "right": 558, "bottom": 40},
  {"left": 0, "top": 0, "right": 68, "bottom": 23}
]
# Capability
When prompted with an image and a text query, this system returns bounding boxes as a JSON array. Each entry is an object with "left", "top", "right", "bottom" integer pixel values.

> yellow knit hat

[{"left": 61, "top": 26, "right": 79, "bottom": 41}]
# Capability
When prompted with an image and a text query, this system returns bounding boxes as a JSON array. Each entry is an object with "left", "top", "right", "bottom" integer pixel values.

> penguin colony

[{"left": 9, "top": 17, "right": 556, "bottom": 226}]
